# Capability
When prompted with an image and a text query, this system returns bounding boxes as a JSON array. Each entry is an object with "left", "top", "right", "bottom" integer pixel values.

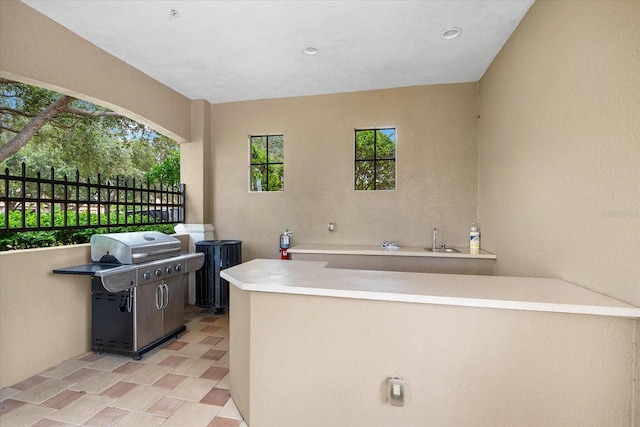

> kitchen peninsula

[{"left": 222, "top": 259, "right": 639, "bottom": 427}]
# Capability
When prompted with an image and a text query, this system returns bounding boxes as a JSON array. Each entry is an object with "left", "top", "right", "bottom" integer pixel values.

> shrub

[{"left": 0, "top": 208, "right": 177, "bottom": 251}]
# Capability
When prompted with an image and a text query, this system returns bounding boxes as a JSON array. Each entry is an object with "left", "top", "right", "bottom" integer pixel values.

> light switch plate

[{"left": 388, "top": 376, "right": 404, "bottom": 407}]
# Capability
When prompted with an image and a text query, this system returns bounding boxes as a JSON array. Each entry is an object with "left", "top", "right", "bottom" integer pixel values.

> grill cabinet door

[
  {"left": 135, "top": 282, "right": 164, "bottom": 350},
  {"left": 162, "top": 276, "right": 185, "bottom": 335}
]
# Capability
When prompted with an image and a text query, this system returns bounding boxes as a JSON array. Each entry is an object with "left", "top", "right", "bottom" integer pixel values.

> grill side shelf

[{"left": 52, "top": 263, "right": 123, "bottom": 276}]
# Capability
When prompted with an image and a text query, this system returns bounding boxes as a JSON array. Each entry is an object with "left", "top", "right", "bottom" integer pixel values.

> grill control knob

[
  {"left": 166, "top": 266, "right": 173, "bottom": 274},
  {"left": 155, "top": 268, "right": 163, "bottom": 277},
  {"left": 175, "top": 264, "right": 182, "bottom": 272},
  {"left": 143, "top": 271, "right": 151, "bottom": 280}
]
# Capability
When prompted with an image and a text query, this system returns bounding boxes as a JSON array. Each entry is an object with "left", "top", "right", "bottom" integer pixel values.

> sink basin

[{"left": 424, "top": 247, "right": 460, "bottom": 253}]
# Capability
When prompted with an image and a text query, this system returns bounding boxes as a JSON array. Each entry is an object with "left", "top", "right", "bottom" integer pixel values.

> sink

[{"left": 424, "top": 247, "right": 459, "bottom": 253}]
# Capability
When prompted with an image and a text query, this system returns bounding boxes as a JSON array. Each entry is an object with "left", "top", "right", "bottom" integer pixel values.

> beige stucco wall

[
  {"left": 212, "top": 84, "right": 479, "bottom": 260},
  {"left": 478, "top": 1, "right": 640, "bottom": 305},
  {"left": 0, "top": 0, "right": 192, "bottom": 143},
  {"left": 181, "top": 100, "right": 213, "bottom": 224},
  {"left": 0, "top": 245, "right": 92, "bottom": 389},
  {"left": 231, "top": 287, "right": 636, "bottom": 426},
  {"left": 291, "top": 252, "right": 495, "bottom": 275}
]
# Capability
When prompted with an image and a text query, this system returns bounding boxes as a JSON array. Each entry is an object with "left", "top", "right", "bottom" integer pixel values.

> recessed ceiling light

[
  {"left": 302, "top": 46, "right": 319, "bottom": 56},
  {"left": 441, "top": 27, "right": 461, "bottom": 40},
  {"left": 170, "top": 9, "right": 179, "bottom": 18}
]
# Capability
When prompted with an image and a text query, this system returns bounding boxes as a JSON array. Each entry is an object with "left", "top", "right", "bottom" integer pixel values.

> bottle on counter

[{"left": 470, "top": 223, "right": 480, "bottom": 252}]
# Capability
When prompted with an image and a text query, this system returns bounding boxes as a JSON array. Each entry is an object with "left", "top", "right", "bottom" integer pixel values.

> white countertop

[
  {"left": 221, "top": 259, "right": 640, "bottom": 319},
  {"left": 288, "top": 244, "right": 497, "bottom": 259}
]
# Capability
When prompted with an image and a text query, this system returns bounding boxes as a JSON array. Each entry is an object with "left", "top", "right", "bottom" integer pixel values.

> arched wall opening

[{"left": 0, "top": 0, "right": 212, "bottom": 226}]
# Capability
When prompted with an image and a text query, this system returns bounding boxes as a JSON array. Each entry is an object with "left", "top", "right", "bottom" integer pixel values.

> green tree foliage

[
  {"left": 250, "top": 135, "right": 283, "bottom": 191},
  {"left": 0, "top": 207, "right": 175, "bottom": 250},
  {"left": 355, "top": 128, "right": 396, "bottom": 190},
  {"left": 0, "top": 80, "right": 179, "bottom": 183},
  {"left": 145, "top": 148, "right": 180, "bottom": 187}
]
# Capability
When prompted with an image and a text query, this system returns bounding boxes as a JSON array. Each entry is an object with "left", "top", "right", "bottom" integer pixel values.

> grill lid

[{"left": 90, "top": 231, "right": 181, "bottom": 265}]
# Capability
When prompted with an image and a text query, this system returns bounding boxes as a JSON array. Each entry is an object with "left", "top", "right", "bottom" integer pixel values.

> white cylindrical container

[{"left": 470, "top": 223, "right": 480, "bottom": 251}]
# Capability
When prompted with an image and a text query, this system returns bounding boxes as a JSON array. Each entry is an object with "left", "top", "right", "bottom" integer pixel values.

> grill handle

[
  {"left": 132, "top": 247, "right": 181, "bottom": 261},
  {"left": 155, "top": 285, "right": 163, "bottom": 310},
  {"left": 162, "top": 283, "right": 169, "bottom": 309}
]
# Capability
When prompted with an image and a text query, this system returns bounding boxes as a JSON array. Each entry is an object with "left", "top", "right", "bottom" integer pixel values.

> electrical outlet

[{"left": 328, "top": 222, "right": 336, "bottom": 232}]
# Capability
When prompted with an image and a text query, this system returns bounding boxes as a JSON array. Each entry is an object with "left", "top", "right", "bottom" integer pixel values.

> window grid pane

[
  {"left": 355, "top": 160, "right": 375, "bottom": 190},
  {"left": 267, "top": 164, "right": 284, "bottom": 191},
  {"left": 375, "top": 129, "right": 396, "bottom": 159},
  {"left": 375, "top": 160, "right": 395, "bottom": 190},
  {"left": 250, "top": 165, "right": 267, "bottom": 192},
  {"left": 355, "top": 130, "right": 375, "bottom": 160},
  {"left": 267, "top": 135, "right": 284, "bottom": 163},
  {"left": 250, "top": 136, "right": 267, "bottom": 163}
]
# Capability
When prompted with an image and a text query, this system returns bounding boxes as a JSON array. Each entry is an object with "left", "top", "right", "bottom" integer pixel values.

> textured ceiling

[{"left": 21, "top": 0, "right": 534, "bottom": 104}]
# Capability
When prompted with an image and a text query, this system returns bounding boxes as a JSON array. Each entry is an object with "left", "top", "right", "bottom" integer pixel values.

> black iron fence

[{"left": 0, "top": 163, "right": 185, "bottom": 232}]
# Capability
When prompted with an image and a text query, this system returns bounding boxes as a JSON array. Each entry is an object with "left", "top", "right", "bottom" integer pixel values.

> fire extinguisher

[{"left": 280, "top": 229, "right": 292, "bottom": 260}]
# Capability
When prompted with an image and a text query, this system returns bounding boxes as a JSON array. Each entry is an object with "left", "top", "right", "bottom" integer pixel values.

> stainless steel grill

[{"left": 54, "top": 231, "right": 205, "bottom": 360}]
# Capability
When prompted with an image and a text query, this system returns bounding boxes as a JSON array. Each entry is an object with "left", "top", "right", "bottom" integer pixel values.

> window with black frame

[
  {"left": 354, "top": 128, "right": 396, "bottom": 190},
  {"left": 250, "top": 134, "right": 284, "bottom": 192}
]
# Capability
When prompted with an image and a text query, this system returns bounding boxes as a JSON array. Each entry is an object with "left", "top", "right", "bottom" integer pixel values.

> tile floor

[{"left": 0, "top": 306, "right": 246, "bottom": 427}]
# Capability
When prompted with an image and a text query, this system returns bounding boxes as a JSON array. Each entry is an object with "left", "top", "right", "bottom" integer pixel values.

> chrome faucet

[
  {"left": 432, "top": 228, "right": 438, "bottom": 251},
  {"left": 426, "top": 227, "right": 457, "bottom": 253}
]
